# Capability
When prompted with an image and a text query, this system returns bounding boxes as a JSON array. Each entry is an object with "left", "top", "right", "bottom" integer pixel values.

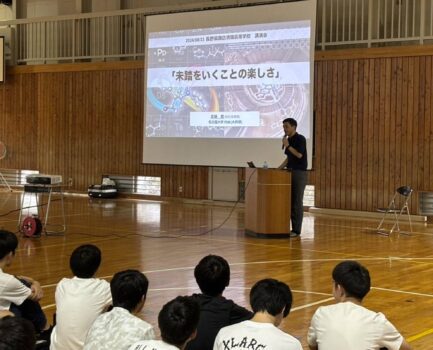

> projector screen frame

[
  {"left": 143, "top": 0, "right": 316, "bottom": 169},
  {"left": 0, "top": 36, "right": 4, "bottom": 83}
]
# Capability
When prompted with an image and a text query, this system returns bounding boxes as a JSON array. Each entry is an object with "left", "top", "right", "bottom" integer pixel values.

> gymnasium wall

[{"left": 1, "top": 45, "right": 433, "bottom": 212}]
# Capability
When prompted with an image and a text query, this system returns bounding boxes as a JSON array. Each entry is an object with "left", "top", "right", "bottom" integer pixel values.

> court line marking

[
  {"left": 40, "top": 258, "right": 433, "bottom": 301},
  {"left": 42, "top": 257, "right": 433, "bottom": 290},
  {"left": 291, "top": 297, "right": 334, "bottom": 312},
  {"left": 407, "top": 328, "right": 433, "bottom": 343},
  {"left": 371, "top": 286, "right": 433, "bottom": 298},
  {"left": 39, "top": 258, "right": 392, "bottom": 289},
  {"left": 11, "top": 219, "right": 433, "bottom": 262},
  {"left": 8, "top": 200, "right": 431, "bottom": 342},
  {"left": 41, "top": 292, "right": 333, "bottom": 312},
  {"left": 13, "top": 232, "right": 375, "bottom": 260},
  {"left": 3, "top": 194, "right": 431, "bottom": 239}
]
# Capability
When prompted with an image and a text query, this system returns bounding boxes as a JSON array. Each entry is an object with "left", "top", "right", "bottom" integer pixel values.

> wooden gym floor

[{"left": 1, "top": 191, "right": 432, "bottom": 349}]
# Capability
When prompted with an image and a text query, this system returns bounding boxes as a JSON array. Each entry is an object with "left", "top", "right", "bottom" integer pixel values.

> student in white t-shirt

[
  {"left": 0, "top": 230, "right": 50, "bottom": 336},
  {"left": 50, "top": 244, "right": 112, "bottom": 350},
  {"left": 307, "top": 260, "right": 412, "bottom": 350},
  {"left": 129, "top": 295, "right": 200, "bottom": 350},
  {"left": 213, "top": 278, "right": 303, "bottom": 350}
]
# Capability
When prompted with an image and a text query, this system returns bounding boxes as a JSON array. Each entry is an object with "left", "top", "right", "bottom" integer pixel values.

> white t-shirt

[
  {"left": 0, "top": 268, "right": 31, "bottom": 310},
  {"left": 213, "top": 320, "right": 303, "bottom": 350},
  {"left": 50, "top": 277, "right": 112, "bottom": 350},
  {"left": 307, "top": 301, "right": 404, "bottom": 350},
  {"left": 128, "top": 340, "right": 179, "bottom": 350},
  {"left": 84, "top": 306, "right": 155, "bottom": 350}
]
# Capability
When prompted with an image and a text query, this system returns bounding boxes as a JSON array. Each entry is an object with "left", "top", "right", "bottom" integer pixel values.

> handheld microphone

[{"left": 282, "top": 135, "right": 287, "bottom": 150}]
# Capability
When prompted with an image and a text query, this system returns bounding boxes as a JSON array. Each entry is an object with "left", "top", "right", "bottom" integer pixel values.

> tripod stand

[{"left": 0, "top": 142, "right": 12, "bottom": 191}]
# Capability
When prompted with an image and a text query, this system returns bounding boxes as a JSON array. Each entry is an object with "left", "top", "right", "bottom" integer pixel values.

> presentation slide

[
  {"left": 146, "top": 21, "right": 310, "bottom": 139},
  {"left": 143, "top": 1, "right": 316, "bottom": 168}
]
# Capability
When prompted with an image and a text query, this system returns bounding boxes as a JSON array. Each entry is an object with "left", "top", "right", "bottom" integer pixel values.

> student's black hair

[
  {"left": 110, "top": 270, "right": 149, "bottom": 312},
  {"left": 0, "top": 230, "right": 18, "bottom": 260},
  {"left": 0, "top": 316, "right": 36, "bottom": 350},
  {"left": 332, "top": 260, "right": 371, "bottom": 301},
  {"left": 282, "top": 118, "right": 297, "bottom": 128},
  {"left": 158, "top": 296, "right": 200, "bottom": 348},
  {"left": 194, "top": 255, "right": 230, "bottom": 297},
  {"left": 249, "top": 278, "right": 292, "bottom": 318},
  {"left": 69, "top": 244, "right": 102, "bottom": 278}
]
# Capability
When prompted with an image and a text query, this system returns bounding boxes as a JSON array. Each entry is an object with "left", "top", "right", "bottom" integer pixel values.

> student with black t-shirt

[{"left": 186, "top": 255, "right": 253, "bottom": 350}]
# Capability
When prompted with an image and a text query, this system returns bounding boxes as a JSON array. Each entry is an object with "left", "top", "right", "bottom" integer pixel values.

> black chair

[{"left": 376, "top": 186, "right": 413, "bottom": 236}]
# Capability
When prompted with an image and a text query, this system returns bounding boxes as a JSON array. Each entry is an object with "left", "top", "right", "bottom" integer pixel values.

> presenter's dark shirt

[
  {"left": 285, "top": 132, "right": 307, "bottom": 170},
  {"left": 185, "top": 293, "right": 253, "bottom": 350}
]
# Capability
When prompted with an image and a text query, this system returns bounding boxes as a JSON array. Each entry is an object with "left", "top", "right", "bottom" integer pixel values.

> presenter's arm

[
  {"left": 278, "top": 158, "right": 288, "bottom": 170},
  {"left": 285, "top": 145, "right": 303, "bottom": 159}
]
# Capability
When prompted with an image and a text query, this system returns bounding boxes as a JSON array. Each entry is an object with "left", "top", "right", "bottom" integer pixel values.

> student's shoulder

[
  {"left": 0, "top": 269, "right": 15, "bottom": 281},
  {"left": 192, "top": 293, "right": 231, "bottom": 308},
  {"left": 131, "top": 314, "right": 154, "bottom": 331},
  {"left": 93, "top": 277, "right": 110, "bottom": 288},
  {"left": 265, "top": 327, "right": 302, "bottom": 350},
  {"left": 310, "top": 303, "right": 342, "bottom": 321},
  {"left": 217, "top": 321, "right": 247, "bottom": 336},
  {"left": 370, "top": 310, "right": 395, "bottom": 325}
]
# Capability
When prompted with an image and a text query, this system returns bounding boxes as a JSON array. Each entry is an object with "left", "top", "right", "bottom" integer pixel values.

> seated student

[
  {"left": 129, "top": 295, "right": 200, "bottom": 350},
  {"left": 307, "top": 260, "right": 412, "bottom": 350},
  {"left": 0, "top": 230, "right": 50, "bottom": 337},
  {"left": 83, "top": 269, "right": 155, "bottom": 350},
  {"left": 50, "top": 244, "right": 112, "bottom": 350},
  {"left": 0, "top": 315, "right": 36, "bottom": 350},
  {"left": 213, "top": 278, "right": 302, "bottom": 350},
  {"left": 186, "top": 255, "right": 253, "bottom": 350}
]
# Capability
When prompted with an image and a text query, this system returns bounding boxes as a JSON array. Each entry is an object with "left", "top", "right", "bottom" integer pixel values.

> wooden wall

[
  {"left": 1, "top": 46, "right": 433, "bottom": 212},
  {"left": 0, "top": 62, "right": 208, "bottom": 199},
  {"left": 314, "top": 46, "right": 433, "bottom": 213}
]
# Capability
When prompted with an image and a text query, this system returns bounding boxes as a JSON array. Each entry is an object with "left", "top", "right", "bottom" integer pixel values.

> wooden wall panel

[
  {"left": 0, "top": 74, "right": 38, "bottom": 170},
  {"left": 2, "top": 47, "right": 433, "bottom": 211},
  {"left": 315, "top": 52, "right": 433, "bottom": 213},
  {"left": 0, "top": 64, "right": 208, "bottom": 200}
]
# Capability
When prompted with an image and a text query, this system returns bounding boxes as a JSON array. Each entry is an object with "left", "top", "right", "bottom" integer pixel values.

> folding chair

[{"left": 376, "top": 186, "right": 413, "bottom": 236}]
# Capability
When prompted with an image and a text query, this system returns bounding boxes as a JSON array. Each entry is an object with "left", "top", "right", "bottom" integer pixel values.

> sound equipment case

[{"left": 88, "top": 185, "right": 118, "bottom": 198}]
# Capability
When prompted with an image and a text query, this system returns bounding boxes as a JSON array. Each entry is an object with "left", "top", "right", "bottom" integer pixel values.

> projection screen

[{"left": 144, "top": 0, "right": 316, "bottom": 168}]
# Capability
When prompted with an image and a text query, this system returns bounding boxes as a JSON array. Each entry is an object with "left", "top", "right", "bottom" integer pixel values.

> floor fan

[{"left": 0, "top": 141, "right": 12, "bottom": 191}]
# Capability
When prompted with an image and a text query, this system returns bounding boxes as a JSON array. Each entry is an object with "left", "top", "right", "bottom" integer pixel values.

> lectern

[{"left": 245, "top": 168, "right": 291, "bottom": 238}]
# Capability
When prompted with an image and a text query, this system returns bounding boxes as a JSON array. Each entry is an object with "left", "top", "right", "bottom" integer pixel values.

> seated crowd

[{"left": 0, "top": 229, "right": 412, "bottom": 350}]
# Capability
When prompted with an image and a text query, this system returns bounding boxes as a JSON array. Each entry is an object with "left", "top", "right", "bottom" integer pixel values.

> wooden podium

[{"left": 245, "top": 168, "right": 291, "bottom": 238}]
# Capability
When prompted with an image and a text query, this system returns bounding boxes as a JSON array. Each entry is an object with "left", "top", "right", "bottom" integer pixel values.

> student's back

[
  {"left": 215, "top": 320, "right": 302, "bottom": 350},
  {"left": 185, "top": 255, "right": 252, "bottom": 350},
  {"left": 50, "top": 245, "right": 111, "bottom": 350},
  {"left": 129, "top": 296, "right": 200, "bottom": 350},
  {"left": 308, "top": 302, "right": 403, "bottom": 350},
  {"left": 83, "top": 270, "right": 154, "bottom": 350},
  {"left": 307, "top": 261, "right": 412, "bottom": 350},
  {"left": 213, "top": 279, "right": 302, "bottom": 350},
  {"left": 50, "top": 277, "right": 111, "bottom": 350},
  {"left": 186, "top": 294, "right": 252, "bottom": 350}
]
